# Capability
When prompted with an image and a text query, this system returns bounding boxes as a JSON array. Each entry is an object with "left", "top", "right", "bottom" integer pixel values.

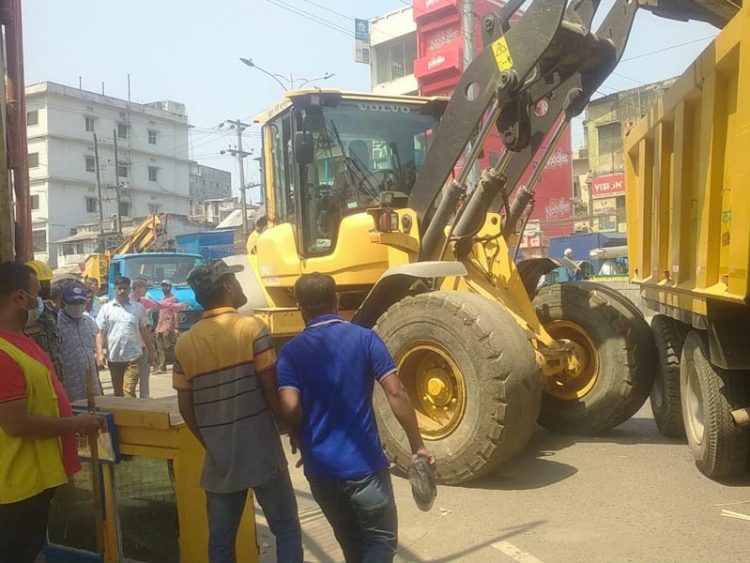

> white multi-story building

[
  {"left": 26, "top": 82, "right": 191, "bottom": 267},
  {"left": 370, "top": 6, "right": 418, "bottom": 95}
]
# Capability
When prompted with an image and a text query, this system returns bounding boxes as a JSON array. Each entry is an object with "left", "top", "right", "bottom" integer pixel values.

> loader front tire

[
  {"left": 533, "top": 282, "right": 655, "bottom": 434},
  {"left": 374, "top": 291, "right": 541, "bottom": 485}
]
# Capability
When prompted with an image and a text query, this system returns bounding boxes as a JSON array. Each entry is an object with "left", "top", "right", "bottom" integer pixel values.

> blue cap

[{"left": 62, "top": 283, "right": 88, "bottom": 304}]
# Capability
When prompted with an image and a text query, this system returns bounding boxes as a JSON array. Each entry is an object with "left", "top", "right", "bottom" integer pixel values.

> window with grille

[
  {"left": 148, "top": 166, "right": 158, "bottom": 182},
  {"left": 597, "top": 122, "right": 623, "bottom": 172},
  {"left": 374, "top": 35, "right": 416, "bottom": 85},
  {"left": 27, "top": 110, "right": 39, "bottom": 126},
  {"left": 117, "top": 123, "right": 128, "bottom": 140},
  {"left": 148, "top": 130, "right": 157, "bottom": 145},
  {"left": 85, "top": 155, "right": 96, "bottom": 173},
  {"left": 85, "top": 116, "right": 95, "bottom": 132}
]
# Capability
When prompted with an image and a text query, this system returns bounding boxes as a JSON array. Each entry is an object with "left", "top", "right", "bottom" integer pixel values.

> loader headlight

[{"left": 378, "top": 211, "right": 399, "bottom": 233}]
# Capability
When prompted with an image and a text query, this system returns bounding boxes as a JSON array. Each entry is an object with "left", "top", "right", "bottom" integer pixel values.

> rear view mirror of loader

[{"left": 294, "top": 131, "right": 314, "bottom": 165}]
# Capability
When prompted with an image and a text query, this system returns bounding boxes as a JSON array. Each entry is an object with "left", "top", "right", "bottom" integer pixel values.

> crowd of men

[
  {"left": 17, "top": 261, "right": 185, "bottom": 402},
  {"left": 0, "top": 258, "right": 434, "bottom": 563}
]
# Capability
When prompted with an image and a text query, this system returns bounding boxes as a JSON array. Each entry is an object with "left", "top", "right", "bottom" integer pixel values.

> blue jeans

[
  {"left": 308, "top": 469, "right": 398, "bottom": 563},
  {"left": 205, "top": 467, "right": 302, "bottom": 563}
]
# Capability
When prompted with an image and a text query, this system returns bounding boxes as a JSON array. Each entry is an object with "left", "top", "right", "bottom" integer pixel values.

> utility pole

[
  {"left": 222, "top": 119, "right": 253, "bottom": 235},
  {"left": 112, "top": 129, "right": 122, "bottom": 234},
  {"left": 93, "top": 134, "right": 105, "bottom": 251}
]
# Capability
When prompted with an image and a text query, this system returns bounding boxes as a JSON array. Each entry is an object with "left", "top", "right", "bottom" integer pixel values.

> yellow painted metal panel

[
  {"left": 116, "top": 427, "right": 180, "bottom": 450},
  {"left": 256, "top": 223, "right": 302, "bottom": 288},
  {"left": 300, "top": 213, "right": 389, "bottom": 286},
  {"left": 653, "top": 118, "right": 673, "bottom": 285},
  {"left": 262, "top": 125, "right": 278, "bottom": 224},
  {"left": 255, "top": 307, "right": 306, "bottom": 338},
  {"left": 625, "top": 5, "right": 750, "bottom": 313}
]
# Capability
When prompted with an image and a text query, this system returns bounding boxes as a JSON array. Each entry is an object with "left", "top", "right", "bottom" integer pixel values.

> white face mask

[
  {"left": 64, "top": 303, "right": 86, "bottom": 319},
  {"left": 25, "top": 296, "right": 44, "bottom": 327}
]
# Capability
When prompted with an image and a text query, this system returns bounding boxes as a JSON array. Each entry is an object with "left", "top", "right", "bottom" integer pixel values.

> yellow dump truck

[{"left": 626, "top": 4, "right": 750, "bottom": 478}]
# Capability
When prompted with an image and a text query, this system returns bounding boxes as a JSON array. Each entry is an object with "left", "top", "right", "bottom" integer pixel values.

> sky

[{"left": 24, "top": 0, "right": 720, "bottom": 202}]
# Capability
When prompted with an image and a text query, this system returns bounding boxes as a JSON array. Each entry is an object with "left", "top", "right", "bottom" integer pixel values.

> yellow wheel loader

[{"left": 229, "top": 0, "right": 739, "bottom": 484}]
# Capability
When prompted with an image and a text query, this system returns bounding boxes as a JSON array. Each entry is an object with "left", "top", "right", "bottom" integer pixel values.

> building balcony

[
  {"left": 373, "top": 74, "right": 419, "bottom": 96},
  {"left": 413, "top": 0, "right": 459, "bottom": 22}
]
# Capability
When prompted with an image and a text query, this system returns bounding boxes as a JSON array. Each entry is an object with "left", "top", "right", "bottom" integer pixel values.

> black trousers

[{"left": 0, "top": 487, "right": 56, "bottom": 563}]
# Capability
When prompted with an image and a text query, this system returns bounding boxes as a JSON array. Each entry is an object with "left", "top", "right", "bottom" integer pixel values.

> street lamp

[{"left": 239, "top": 57, "right": 334, "bottom": 91}]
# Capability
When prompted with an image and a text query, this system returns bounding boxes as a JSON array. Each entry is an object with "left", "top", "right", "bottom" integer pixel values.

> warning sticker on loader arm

[{"left": 492, "top": 37, "right": 514, "bottom": 72}]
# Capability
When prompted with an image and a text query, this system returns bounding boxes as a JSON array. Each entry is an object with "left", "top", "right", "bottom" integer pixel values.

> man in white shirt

[{"left": 95, "top": 277, "right": 155, "bottom": 398}]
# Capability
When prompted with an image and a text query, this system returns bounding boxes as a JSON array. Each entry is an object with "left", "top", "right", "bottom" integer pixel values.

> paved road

[
  {"left": 256, "top": 406, "right": 750, "bottom": 563},
  {"left": 112, "top": 371, "right": 750, "bottom": 562}
]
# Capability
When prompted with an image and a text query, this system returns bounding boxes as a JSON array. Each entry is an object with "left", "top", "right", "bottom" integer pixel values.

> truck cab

[{"left": 107, "top": 252, "right": 204, "bottom": 330}]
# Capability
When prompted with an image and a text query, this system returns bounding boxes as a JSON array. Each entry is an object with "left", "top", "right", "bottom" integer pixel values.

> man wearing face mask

[
  {"left": 0, "top": 261, "right": 105, "bottom": 563},
  {"left": 23, "top": 260, "right": 64, "bottom": 383},
  {"left": 58, "top": 284, "right": 101, "bottom": 402}
]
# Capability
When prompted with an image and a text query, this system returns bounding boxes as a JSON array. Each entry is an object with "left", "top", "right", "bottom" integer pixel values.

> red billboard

[
  {"left": 591, "top": 173, "right": 625, "bottom": 199},
  {"left": 523, "top": 121, "right": 574, "bottom": 237}
]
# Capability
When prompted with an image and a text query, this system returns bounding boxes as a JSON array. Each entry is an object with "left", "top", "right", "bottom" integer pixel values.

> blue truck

[
  {"left": 106, "top": 252, "right": 204, "bottom": 330},
  {"left": 175, "top": 230, "right": 236, "bottom": 261},
  {"left": 548, "top": 232, "right": 627, "bottom": 273}
]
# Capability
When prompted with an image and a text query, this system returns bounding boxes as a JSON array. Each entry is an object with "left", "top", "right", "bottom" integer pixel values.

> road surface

[{"left": 105, "top": 370, "right": 750, "bottom": 562}]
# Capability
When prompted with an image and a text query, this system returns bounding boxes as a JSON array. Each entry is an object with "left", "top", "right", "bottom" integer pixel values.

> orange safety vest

[{"left": 0, "top": 337, "right": 68, "bottom": 504}]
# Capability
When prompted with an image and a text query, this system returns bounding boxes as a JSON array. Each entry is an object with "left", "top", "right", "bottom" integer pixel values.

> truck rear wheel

[
  {"left": 650, "top": 315, "right": 688, "bottom": 438},
  {"left": 680, "top": 330, "right": 750, "bottom": 478},
  {"left": 533, "top": 282, "right": 655, "bottom": 434},
  {"left": 374, "top": 291, "right": 541, "bottom": 485}
]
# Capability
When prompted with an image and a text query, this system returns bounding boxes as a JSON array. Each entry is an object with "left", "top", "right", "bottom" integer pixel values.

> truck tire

[
  {"left": 374, "top": 291, "right": 542, "bottom": 485},
  {"left": 650, "top": 315, "right": 688, "bottom": 438},
  {"left": 533, "top": 282, "right": 655, "bottom": 434},
  {"left": 680, "top": 330, "right": 750, "bottom": 478}
]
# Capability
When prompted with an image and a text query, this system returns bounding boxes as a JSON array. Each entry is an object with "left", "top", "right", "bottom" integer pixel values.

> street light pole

[
  {"left": 295, "top": 73, "right": 335, "bottom": 89},
  {"left": 239, "top": 57, "right": 334, "bottom": 90},
  {"left": 239, "top": 58, "right": 288, "bottom": 90}
]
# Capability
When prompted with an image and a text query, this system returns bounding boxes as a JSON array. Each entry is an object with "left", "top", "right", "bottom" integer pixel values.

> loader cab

[{"left": 257, "top": 91, "right": 444, "bottom": 259}]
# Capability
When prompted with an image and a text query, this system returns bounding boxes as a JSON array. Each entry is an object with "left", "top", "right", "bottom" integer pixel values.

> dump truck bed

[{"left": 625, "top": 4, "right": 749, "bottom": 320}]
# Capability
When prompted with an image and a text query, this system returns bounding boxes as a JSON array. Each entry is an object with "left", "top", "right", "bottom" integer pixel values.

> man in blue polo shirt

[{"left": 277, "top": 273, "right": 434, "bottom": 563}]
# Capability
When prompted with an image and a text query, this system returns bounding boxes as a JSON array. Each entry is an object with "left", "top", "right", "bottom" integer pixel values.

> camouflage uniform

[{"left": 25, "top": 304, "right": 65, "bottom": 382}]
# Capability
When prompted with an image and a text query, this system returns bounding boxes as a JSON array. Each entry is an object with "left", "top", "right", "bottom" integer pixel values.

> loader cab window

[
  {"left": 294, "top": 101, "right": 439, "bottom": 256},
  {"left": 266, "top": 113, "right": 295, "bottom": 223}
]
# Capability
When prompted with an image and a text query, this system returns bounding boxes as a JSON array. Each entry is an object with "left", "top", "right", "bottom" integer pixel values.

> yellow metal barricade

[{"left": 48, "top": 397, "right": 258, "bottom": 563}]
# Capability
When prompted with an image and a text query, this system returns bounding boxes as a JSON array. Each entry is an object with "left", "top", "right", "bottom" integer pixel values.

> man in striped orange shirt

[{"left": 173, "top": 260, "right": 302, "bottom": 563}]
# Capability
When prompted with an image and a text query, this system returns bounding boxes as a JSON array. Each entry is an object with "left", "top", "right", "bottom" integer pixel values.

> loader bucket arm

[
  {"left": 484, "top": 0, "right": 639, "bottom": 221},
  {"left": 112, "top": 213, "right": 164, "bottom": 255},
  {"left": 418, "top": 0, "right": 639, "bottom": 260},
  {"left": 407, "top": 0, "right": 734, "bottom": 260},
  {"left": 407, "top": 0, "right": 567, "bottom": 225}
]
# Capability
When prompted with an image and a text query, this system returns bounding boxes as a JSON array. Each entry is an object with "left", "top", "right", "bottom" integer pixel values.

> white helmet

[{"left": 564, "top": 248, "right": 573, "bottom": 258}]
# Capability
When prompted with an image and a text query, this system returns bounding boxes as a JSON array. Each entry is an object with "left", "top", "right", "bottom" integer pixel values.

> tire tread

[{"left": 375, "top": 291, "right": 541, "bottom": 484}]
